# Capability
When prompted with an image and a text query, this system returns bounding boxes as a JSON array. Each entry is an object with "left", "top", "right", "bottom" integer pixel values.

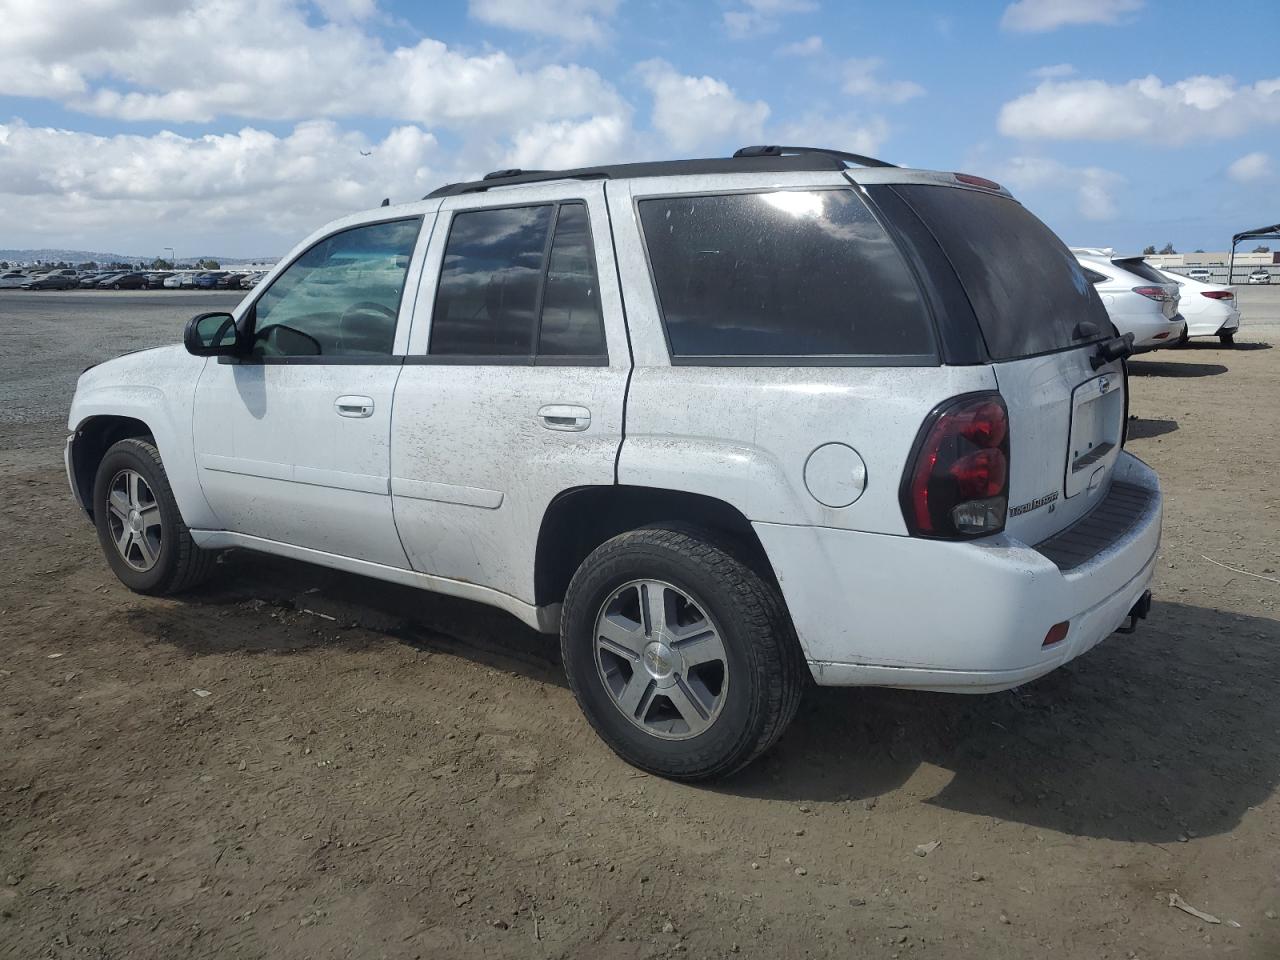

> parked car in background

[
  {"left": 192, "top": 273, "right": 223, "bottom": 289},
  {"left": 240, "top": 272, "right": 265, "bottom": 289},
  {"left": 1185, "top": 268, "right": 1212, "bottom": 282},
  {"left": 1248, "top": 270, "right": 1271, "bottom": 284},
  {"left": 146, "top": 273, "right": 173, "bottom": 286},
  {"left": 67, "top": 148, "right": 1162, "bottom": 780},
  {"left": 1072, "top": 249, "right": 1185, "bottom": 349},
  {"left": 162, "top": 274, "right": 186, "bottom": 289},
  {"left": 98, "top": 272, "right": 150, "bottom": 290},
  {"left": 0, "top": 271, "right": 29, "bottom": 289},
  {"left": 23, "top": 273, "right": 79, "bottom": 290},
  {"left": 216, "top": 273, "right": 245, "bottom": 290},
  {"left": 78, "top": 273, "right": 108, "bottom": 288},
  {"left": 1156, "top": 269, "right": 1241, "bottom": 345}
]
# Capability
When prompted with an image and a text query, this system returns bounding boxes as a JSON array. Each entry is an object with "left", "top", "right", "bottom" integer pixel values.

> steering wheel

[{"left": 338, "top": 301, "right": 398, "bottom": 352}]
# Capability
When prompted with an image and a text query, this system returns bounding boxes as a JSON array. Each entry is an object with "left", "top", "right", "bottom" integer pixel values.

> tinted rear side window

[
  {"left": 894, "top": 185, "right": 1109, "bottom": 361},
  {"left": 430, "top": 205, "right": 554, "bottom": 356},
  {"left": 638, "top": 190, "right": 933, "bottom": 360}
]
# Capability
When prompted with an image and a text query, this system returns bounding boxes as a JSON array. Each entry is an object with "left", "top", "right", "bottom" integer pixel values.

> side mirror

[{"left": 184, "top": 311, "right": 245, "bottom": 357}]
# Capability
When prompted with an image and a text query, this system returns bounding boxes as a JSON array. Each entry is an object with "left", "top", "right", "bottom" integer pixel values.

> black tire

[
  {"left": 1219, "top": 332, "right": 1235, "bottom": 345},
  {"left": 112, "top": 283, "right": 121, "bottom": 290},
  {"left": 92, "top": 438, "right": 217, "bottom": 595},
  {"left": 560, "top": 524, "right": 806, "bottom": 781}
]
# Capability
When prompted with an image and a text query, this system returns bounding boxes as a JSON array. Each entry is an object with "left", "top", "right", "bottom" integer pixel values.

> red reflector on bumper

[{"left": 1043, "top": 621, "right": 1070, "bottom": 647}]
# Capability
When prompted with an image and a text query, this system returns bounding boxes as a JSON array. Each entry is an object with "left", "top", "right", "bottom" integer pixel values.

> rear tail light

[
  {"left": 1132, "top": 286, "right": 1168, "bottom": 301},
  {"left": 900, "top": 393, "right": 1010, "bottom": 539},
  {"left": 1201, "top": 290, "right": 1234, "bottom": 300}
]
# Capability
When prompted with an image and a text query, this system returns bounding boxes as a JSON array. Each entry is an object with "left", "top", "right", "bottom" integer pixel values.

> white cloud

[
  {"left": 1001, "top": 0, "right": 1143, "bottom": 32},
  {"left": 770, "top": 114, "right": 891, "bottom": 159},
  {"left": 504, "top": 113, "right": 635, "bottom": 169},
  {"left": 842, "top": 59, "right": 925, "bottom": 104},
  {"left": 1031, "top": 63, "right": 1076, "bottom": 79},
  {"left": 777, "top": 35, "right": 823, "bottom": 57},
  {"left": 468, "top": 0, "right": 619, "bottom": 44},
  {"left": 1228, "top": 151, "right": 1272, "bottom": 183},
  {"left": 996, "top": 156, "right": 1124, "bottom": 221},
  {"left": 638, "top": 60, "right": 769, "bottom": 151},
  {"left": 0, "top": 120, "right": 440, "bottom": 253},
  {"left": 0, "top": 0, "right": 623, "bottom": 127},
  {"left": 999, "top": 74, "right": 1280, "bottom": 143},
  {"left": 724, "top": 0, "right": 816, "bottom": 38}
]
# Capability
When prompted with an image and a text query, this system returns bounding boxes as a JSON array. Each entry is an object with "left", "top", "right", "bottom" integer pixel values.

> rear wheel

[
  {"left": 92, "top": 438, "right": 217, "bottom": 595},
  {"left": 560, "top": 524, "right": 805, "bottom": 781},
  {"left": 1219, "top": 332, "right": 1235, "bottom": 345}
]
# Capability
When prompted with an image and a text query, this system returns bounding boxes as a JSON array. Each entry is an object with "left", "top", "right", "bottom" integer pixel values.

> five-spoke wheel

[
  {"left": 105, "top": 468, "right": 163, "bottom": 571},
  {"left": 562, "top": 524, "right": 806, "bottom": 781},
  {"left": 595, "top": 579, "right": 729, "bottom": 740}
]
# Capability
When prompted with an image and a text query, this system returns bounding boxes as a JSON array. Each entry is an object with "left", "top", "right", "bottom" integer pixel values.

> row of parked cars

[
  {"left": 0, "top": 269, "right": 267, "bottom": 291},
  {"left": 1072, "top": 248, "right": 1244, "bottom": 347}
]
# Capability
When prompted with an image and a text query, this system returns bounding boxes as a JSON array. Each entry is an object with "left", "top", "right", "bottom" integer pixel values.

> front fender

[{"left": 68, "top": 346, "right": 218, "bottom": 530}]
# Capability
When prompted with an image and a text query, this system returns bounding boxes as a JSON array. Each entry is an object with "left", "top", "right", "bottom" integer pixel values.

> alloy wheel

[
  {"left": 593, "top": 579, "right": 730, "bottom": 740},
  {"left": 105, "top": 469, "right": 163, "bottom": 571}
]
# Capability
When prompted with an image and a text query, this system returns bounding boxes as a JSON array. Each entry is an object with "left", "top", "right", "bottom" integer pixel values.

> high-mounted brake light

[
  {"left": 953, "top": 173, "right": 1002, "bottom": 191},
  {"left": 900, "top": 393, "right": 1010, "bottom": 539},
  {"left": 1131, "top": 285, "right": 1168, "bottom": 302},
  {"left": 1201, "top": 290, "right": 1234, "bottom": 300}
]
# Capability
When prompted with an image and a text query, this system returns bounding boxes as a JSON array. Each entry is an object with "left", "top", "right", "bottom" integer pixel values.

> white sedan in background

[
  {"left": 1157, "top": 269, "right": 1241, "bottom": 345},
  {"left": 1073, "top": 249, "right": 1185, "bottom": 349}
]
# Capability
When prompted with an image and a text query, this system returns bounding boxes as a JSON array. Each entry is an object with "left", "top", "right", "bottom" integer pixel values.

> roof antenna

[{"left": 380, "top": 197, "right": 390, "bottom": 207}]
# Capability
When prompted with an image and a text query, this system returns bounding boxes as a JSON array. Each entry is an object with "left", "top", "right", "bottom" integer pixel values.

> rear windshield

[
  {"left": 894, "top": 185, "right": 1109, "bottom": 360},
  {"left": 638, "top": 189, "right": 934, "bottom": 361},
  {"left": 1115, "top": 258, "right": 1168, "bottom": 284}
]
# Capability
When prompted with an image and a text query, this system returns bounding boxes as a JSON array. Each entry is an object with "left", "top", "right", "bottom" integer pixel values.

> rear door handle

[
  {"left": 335, "top": 395, "right": 375, "bottom": 418},
  {"left": 538, "top": 404, "right": 591, "bottom": 432}
]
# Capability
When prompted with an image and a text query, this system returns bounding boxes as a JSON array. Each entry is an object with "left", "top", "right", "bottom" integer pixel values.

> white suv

[
  {"left": 1073, "top": 250, "right": 1186, "bottom": 348},
  {"left": 66, "top": 147, "right": 1162, "bottom": 780}
]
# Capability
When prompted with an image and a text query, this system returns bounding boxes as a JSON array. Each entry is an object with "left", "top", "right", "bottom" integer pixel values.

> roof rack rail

[
  {"left": 732, "top": 144, "right": 897, "bottom": 169},
  {"left": 422, "top": 145, "right": 895, "bottom": 199}
]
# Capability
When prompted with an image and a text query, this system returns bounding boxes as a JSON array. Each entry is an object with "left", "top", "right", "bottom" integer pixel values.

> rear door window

[
  {"left": 893, "top": 185, "right": 1109, "bottom": 361},
  {"left": 1115, "top": 259, "right": 1169, "bottom": 284},
  {"left": 637, "top": 189, "right": 934, "bottom": 362}
]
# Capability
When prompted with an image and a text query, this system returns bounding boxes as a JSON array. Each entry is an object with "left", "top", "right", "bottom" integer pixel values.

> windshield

[{"left": 891, "top": 185, "right": 1111, "bottom": 360}]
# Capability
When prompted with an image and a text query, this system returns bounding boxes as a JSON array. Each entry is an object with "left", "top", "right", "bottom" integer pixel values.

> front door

[
  {"left": 192, "top": 215, "right": 426, "bottom": 567},
  {"left": 391, "top": 183, "right": 631, "bottom": 606}
]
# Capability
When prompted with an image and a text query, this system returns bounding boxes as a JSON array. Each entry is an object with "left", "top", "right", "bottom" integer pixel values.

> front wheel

[
  {"left": 92, "top": 438, "right": 217, "bottom": 595},
  {"left": 112, "top": 283, "right": 121, "bottom": 290},
  {"left": 1220, "top": 332, "right": 1235, "bottom": 345},
  {"left": 561, "top": 524, "right": 806, "bottom": 781}
]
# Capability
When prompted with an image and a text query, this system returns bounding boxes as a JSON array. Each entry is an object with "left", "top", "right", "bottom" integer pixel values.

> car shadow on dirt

[
  {"left": 1125, "top": 417, "right": 1178, "bottom": 440},
  {"left": 1128, "top": 359, "right": 1228, "bottom": 378},
  {"left": 131, "top": 552, "right": 1279, "bottom": 846},
  {"left": 718, "top": 600, "right": 1280, "bottom": 844},
  {"left": 126, "top": 549, "right": 567, "bottom": 688},
  {"left": 1179, "top": 340, "right": 1271, "bottom": 352}
]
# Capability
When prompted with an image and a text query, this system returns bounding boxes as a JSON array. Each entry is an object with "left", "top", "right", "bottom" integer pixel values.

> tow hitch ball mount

[{"left": 1117, "top": 589, "right": 1152, "bottom": 635}]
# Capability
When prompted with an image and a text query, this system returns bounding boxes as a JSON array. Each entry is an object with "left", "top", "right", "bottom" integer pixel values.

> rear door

[
  {"left": 390, "top": 182, "right": 630, "bottom": 606},
  {"left": 886, "top": 183, "right": 1125, "bottom": 544}
]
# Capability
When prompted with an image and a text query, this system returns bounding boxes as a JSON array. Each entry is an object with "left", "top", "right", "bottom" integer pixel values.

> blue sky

[{"left": 0, "top": 0, "right": 1277, "bottom": 258}]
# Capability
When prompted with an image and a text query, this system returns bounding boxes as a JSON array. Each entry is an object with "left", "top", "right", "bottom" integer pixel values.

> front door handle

[
  {"left": 335, "top": 395, "right": 375, "bottom": 418},
  {"left": 538, "top": 404, "right": 591, "bottom": 432}
]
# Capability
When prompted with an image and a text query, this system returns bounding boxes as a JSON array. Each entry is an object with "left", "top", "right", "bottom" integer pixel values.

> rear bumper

[
  {"left": 755, "top": 452, "right": 1162, "bottom": 692},
  {"left": 1130, "top": 313, "right": 1186, "bottom": 349}
]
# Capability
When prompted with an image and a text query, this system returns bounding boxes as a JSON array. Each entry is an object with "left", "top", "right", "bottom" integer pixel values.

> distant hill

[{"left": 0, "top": 248, "right": 273, "bottom": 266}]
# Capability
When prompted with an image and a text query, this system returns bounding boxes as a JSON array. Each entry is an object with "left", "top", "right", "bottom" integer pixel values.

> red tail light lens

[
  {"left": 901, "top": 393, "right": 1010, "bottom": 539},
  {"left": 1201, "top": 290, "right": 1234, "bottom": 300},
  {"left": 1132, "top": 285, "right": 1168, "bottom": 301}
]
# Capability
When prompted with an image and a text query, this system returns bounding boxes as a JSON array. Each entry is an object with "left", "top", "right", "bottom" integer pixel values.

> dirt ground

[{"left": 2, "top": 290, "right": 1279, "bottom": 960}]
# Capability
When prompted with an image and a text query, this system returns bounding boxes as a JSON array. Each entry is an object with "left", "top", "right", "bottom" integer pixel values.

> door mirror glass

[{"left": 184, "top": 311, "right": 243, "bottom": 356}]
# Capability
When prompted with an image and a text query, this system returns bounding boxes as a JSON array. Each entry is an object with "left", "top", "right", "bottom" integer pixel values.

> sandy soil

[{"left": 2, "top": 290, "right": 1278, "bottom": 959}]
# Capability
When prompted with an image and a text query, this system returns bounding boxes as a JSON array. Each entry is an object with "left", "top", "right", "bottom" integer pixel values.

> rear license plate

[{"left": 1065, "top": 371, "right": 1124, "bottom": 499}]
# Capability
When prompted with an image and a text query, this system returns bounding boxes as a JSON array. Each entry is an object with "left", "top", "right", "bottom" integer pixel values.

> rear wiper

[{"left": 1090, "top": 332, "right": 1135, "bottom": 370}]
